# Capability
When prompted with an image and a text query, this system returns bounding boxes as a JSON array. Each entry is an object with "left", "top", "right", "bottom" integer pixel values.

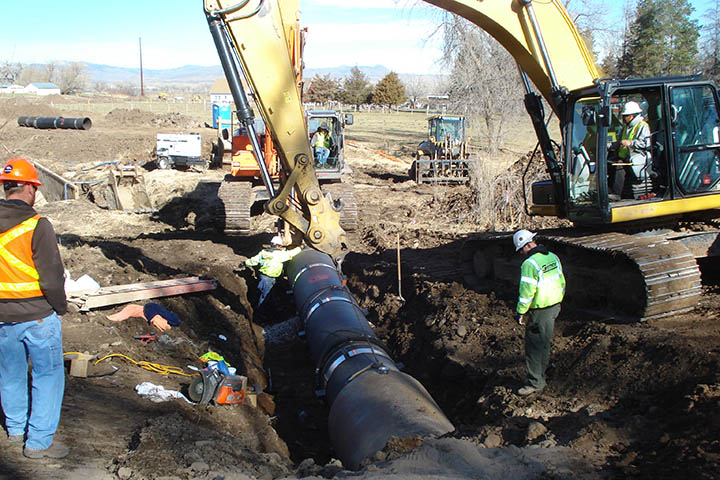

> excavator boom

[
  {"left": 425, "top": 0, "right": 599, "bottom": 111},
  {"left": 205, "top": 0, "right": 346, "bottom": 258}
]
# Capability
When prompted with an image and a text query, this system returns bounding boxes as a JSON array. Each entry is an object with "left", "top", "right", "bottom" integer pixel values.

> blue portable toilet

[
  {"left": 212, "top": 104, "right": 220, "bottom": 129},
  {"left": 212, "top": 104, "right": 232, "bottom": 129}
]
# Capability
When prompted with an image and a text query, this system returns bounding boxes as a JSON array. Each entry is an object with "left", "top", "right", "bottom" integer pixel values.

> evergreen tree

[
  {"left": 305, "top": 74, "right": 339, "bottom": 105},
  {"left": 618, "top": 0, "right": 699, "bottom": 78},
  {"left": 339, "top": 67, "right": 373, "bottom": 107},
  {"left": 371, "top": 72, "right": 407, "bottom": 107}
]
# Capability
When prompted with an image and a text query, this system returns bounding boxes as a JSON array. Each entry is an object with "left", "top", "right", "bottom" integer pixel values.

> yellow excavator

[{"left": 204, "top": 0, "right": 720, "bottom": 320}]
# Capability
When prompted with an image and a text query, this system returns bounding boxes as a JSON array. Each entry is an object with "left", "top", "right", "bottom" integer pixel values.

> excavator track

[
  {"left": 216, "top": 178, "right": 253, "bottom": 235},
  {"left": 321, "top": 183, "right": 358, "bottom": 232},
  {"left": 461, "top": 231, "right": 702, "bottom": 321}
]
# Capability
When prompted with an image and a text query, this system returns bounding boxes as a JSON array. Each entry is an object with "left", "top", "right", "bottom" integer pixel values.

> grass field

[{"left": 53, "top": 96, "right": 561, "bottom": 172}]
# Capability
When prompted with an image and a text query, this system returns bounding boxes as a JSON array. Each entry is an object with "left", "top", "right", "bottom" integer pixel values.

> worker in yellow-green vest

[
  {"left": 245, "top": 235, "right": 302, "bottom": 317},
  {"left": 310, "top": 123, "right": 333, "bottom": 167},
  {"left": 513, "top": 229, "right": 565, "bottom": 396},
  {"left": 609, "top": 101, "right": 651, "bottom": 199}
]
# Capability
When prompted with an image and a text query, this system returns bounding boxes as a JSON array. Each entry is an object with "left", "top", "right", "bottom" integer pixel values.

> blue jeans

[
  {"left": 315, "top": 147, "right": 330, "bottom": 166},
  {"left": 257, "top": 274, "right": 276, "bottom": 307},
  {"left": 0, "top": 313, "right": 65, "bottom": 450}
]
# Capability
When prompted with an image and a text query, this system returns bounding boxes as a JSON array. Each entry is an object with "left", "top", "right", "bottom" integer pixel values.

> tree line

[
  {"left": 305, "top": 67, "right": 410, "bottom": 109},
  {"left": 0, "top": 61, "right": 87, "bottom": 95}
]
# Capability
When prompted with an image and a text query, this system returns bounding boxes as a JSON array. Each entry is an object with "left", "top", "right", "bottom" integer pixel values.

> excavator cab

[
  {"left": 534, "top": 77, "right": 720, "bottom": 228},
  {"left": 306, "top": 110, "right": 353, "bottom": 176}
]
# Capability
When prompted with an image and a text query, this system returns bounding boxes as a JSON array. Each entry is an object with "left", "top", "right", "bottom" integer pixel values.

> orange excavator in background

[{"left": 214, "top": 4, "right": 356, "bottom": 235}]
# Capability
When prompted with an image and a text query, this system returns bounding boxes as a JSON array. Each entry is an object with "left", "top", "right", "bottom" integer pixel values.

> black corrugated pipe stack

[
  {"left": 17, "top": 116, "right": 92, "bottom": 130},
  {"left": 285, "top": 249, "right": 454, "bottom": 469}
]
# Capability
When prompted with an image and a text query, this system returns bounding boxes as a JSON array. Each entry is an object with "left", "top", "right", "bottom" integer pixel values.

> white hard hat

[
  {"left": 621, "top": 101, "right": 642, "bottom": 116},
  {"left": 513, "top": 229, "right": 536, "bottom": 251},
  {"left": 270, "top": 235, "right": 283, "bottom": 246}
]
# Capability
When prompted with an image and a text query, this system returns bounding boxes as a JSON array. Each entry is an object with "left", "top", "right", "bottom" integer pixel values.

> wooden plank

[
  {"left": 72, "top": 277, "right": 217, "bottom": 311},
  {"left": 35, "top": 162, "right": 79, "bottom": 202}
]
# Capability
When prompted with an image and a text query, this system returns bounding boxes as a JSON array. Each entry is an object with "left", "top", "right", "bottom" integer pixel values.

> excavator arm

[
  {"left": 425, "top": 0, "right": 599, "bottom": 113},
  {"left": 205, "top": 0, "right": 346, "bottom": 258},
  {"left": 204, "top": 0, "right": 599, "bottom": 257}
]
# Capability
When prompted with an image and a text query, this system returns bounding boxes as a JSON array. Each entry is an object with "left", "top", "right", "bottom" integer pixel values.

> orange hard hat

[{"left": 0, "top": 158, "right": 42, "bottom": 186}]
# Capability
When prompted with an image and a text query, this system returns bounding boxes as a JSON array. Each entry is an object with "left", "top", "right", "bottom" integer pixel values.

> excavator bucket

[{"left": 104, "top": 165, "right": 154, "bottom": 213}]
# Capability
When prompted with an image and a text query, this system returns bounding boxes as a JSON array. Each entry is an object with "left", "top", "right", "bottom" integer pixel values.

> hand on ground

[{"left": 149, "top": 315, "right": 171, "bottom": 331}]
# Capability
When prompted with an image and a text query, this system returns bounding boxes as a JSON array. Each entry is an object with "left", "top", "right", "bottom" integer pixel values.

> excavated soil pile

[
  {"left": 0, "top": 96, "right": 719, "bottom": 480},
  {"left": 104, "top": 109, "right": 204, "bottom": 130}
]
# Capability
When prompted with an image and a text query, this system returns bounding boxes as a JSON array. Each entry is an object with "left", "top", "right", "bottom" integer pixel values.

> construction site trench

[{"left": 1, "top": 96, "right": 720, "bottom": 479}]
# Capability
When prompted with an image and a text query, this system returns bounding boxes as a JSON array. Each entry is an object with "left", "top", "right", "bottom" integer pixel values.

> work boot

[
  {"left": 8, "top": 434, "right": 23, "bottom": 443},
  {"left": 23, "top": 441, "right": 69, "bottom": 459},
  {"left": 518, "top": 385, "right": 542, "bottom": 396}
]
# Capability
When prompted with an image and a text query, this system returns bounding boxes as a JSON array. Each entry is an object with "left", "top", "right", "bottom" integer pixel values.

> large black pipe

[
  {"left": 286, "top": 249, "right": 454, "bottom": 469},
  {"left": 17, "top": 116, "right": 92, "bottom": 130}
]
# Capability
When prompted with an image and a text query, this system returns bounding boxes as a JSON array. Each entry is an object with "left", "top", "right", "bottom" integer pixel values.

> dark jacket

[{"left": 0, "top": 199, "right": 67, "bottom": 322}]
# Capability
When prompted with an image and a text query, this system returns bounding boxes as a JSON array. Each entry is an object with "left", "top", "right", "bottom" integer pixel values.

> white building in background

[
  {"left": 209, "top": 77, "right": 232, "bottom": 105},
  {"left": 23, "top": 82, "right": 61, "bottom": 96},
  {"left": 0, "top": 84, "right": 25, "bottom": 94}
]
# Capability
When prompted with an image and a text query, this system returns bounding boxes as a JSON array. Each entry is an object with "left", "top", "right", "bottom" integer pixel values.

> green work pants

[{"left": 525, "top": 303, "right": 561, "bottom": 390}]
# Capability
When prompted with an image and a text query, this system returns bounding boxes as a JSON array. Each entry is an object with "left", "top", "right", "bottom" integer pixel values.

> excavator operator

[
  {"left": 608, "top": 101, "right": 651, "bottom": 200},
  {"left": 311, "top": 123, "right": 333, "bottom": 167}
]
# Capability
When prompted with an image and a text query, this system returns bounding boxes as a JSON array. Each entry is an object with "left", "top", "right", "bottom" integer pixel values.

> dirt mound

[
  {"left": 113, "top": 413, "right": 292, "bottom": 479},
  {"left": 0, "top": 96, "right": 62, "bottom": 120},
  {"left": 104, "top": 108, "right": 203, "bottom": 129}
]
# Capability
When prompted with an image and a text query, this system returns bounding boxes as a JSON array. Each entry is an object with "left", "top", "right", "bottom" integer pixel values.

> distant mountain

[
  {"left": 81, "top": 62, "right": 424, "bottom": 85},
  {"left": 19, "top": 61, "right": 433, "bottom": 88},
  {"left": 84, "top": 63, "right": 224, "bottom": 85},
  {"left": 304, "top": 65, "right": 391, "bottom": 82}
]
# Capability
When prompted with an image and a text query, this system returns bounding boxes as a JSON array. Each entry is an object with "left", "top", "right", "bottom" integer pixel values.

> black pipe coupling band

[
  {"left": 314, "top": 337, "right": 393, "bottom": 401},
  {"left": 285, "top": 249, "right": 454, "bottom": 469}
]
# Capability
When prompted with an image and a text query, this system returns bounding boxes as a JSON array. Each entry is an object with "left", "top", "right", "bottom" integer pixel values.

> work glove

[{"left": 514, "top": 313, "right": 525, "bottom": 326}]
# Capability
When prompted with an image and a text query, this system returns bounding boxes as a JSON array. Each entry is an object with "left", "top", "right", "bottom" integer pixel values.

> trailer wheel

[{"left": 157, "top": 156, "right": 172, "bottom": 170}]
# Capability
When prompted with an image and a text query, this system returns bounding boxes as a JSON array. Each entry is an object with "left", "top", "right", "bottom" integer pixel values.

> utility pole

[{"left": 139, "top": 37, "right": 145, "bottom": 97}]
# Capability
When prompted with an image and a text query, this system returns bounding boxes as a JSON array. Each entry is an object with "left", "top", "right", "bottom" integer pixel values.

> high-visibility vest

[
  {"left": 618, "top": 119, "right": 649, "bottom": 159},
  {"left": 245, "top": 246, "right": 302, "bottom": 278},
  {"left": 0, "top": 215, "right": 43, "bottom": 299},
  {"left": 516, "top": 250, "right": 565, "bottom": 314},
  {"left": 313, "top": 131, "right": 331, "bottom": 149}
]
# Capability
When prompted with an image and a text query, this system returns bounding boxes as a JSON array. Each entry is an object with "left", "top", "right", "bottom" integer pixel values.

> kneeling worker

[
  {"left": 245, "top": 236, "right": 302, "bottom": 317},
  {"left": 513, "top": 229, "right": 565, "bottom": 396}
]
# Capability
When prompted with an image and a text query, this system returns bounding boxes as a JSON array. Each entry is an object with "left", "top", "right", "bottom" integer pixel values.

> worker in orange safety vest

[{"left": 0, "top": 158, "right": 69, "bottom": 459}]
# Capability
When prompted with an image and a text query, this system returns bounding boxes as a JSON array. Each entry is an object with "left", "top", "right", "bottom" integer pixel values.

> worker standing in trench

[
  {"left": 244, "top": 235, "right": 301, "bottom": 319},
  {"left": 513, "top": 229, "right": 565, "bottom": 396},
  {"left": 0, "top": 158, "right": 69, "bottom": 459}
]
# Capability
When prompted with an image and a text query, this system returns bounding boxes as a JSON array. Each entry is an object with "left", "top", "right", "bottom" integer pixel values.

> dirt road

[{"left": 0, "top": 96, "right": 719, "bottom": 479}]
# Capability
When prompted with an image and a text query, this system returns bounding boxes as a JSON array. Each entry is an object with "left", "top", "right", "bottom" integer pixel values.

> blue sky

[{"left": 0, "top": 1, "right": 716, "bottom": 75}]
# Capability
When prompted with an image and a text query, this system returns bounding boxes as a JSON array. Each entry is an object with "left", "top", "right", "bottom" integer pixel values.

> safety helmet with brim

[
  {"left": 621, "top": 101, "right": 642, "bottom": 116},
  {"left": 513, "top": 229, "right": 536, "bottom": 251},
  {"left": 0, "top": 158, "right": 42, "bottom": 186}
]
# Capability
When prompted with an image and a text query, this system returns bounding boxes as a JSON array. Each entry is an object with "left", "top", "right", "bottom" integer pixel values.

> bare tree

[
  {"left": 700, "top": 0, "right": 720, "bottom": 83},
  {"left": 44, "top": 61, "right": 58, "bottom": 83},
  {"left": 441, "top": 14, "right": 523, "bottom": 152},
  {"left": 403, "top": 75, "right": 433, "bottom": 109},
  {"left": 57, "top": 62, "right": 87, "bottom": 94},
  {"left": 18, "top": 65, "right": 44, "bottom": 85},
  {"left": 0, "top": 61, "right": 23, "bottom": 84}
]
